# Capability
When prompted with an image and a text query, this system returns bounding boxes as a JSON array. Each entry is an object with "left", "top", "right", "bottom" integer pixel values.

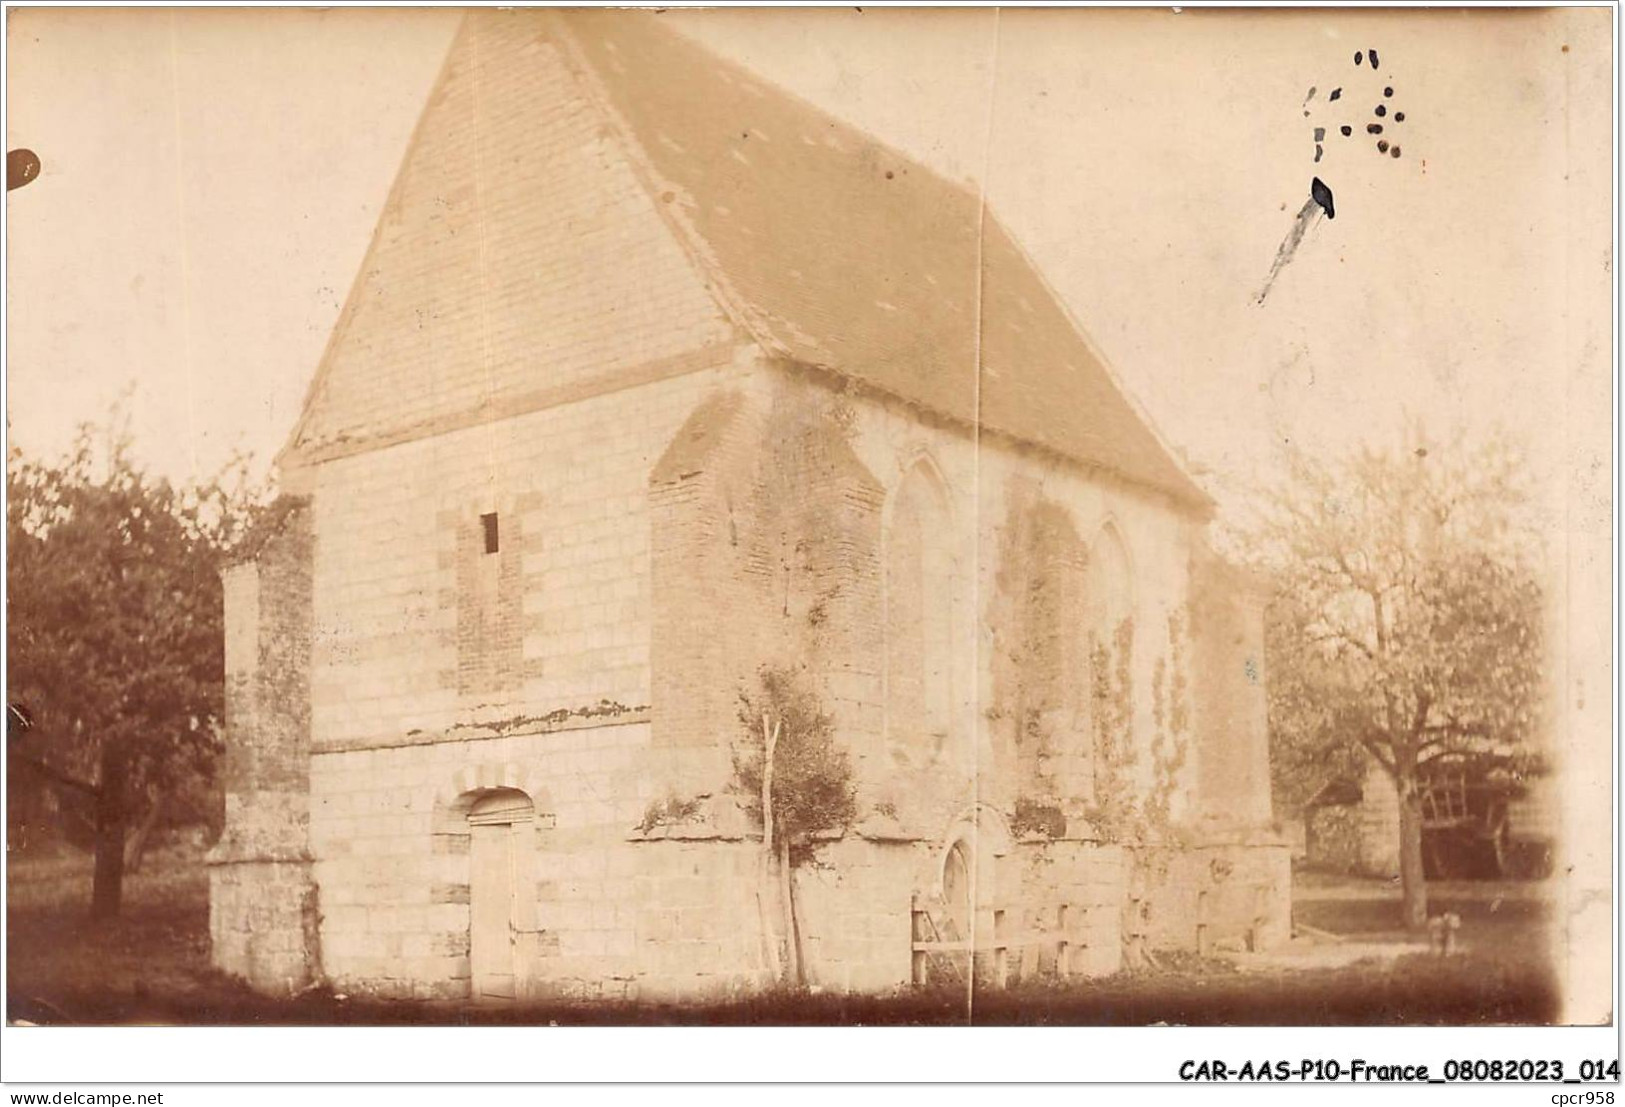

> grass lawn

[{"left": 6, "top": 845, "right": 1559, "bottom": 1025}]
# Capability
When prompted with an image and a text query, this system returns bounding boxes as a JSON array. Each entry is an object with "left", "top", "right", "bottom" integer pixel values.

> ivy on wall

[
  {"left": 1146, "top": 609, "right": 1192, "bottom": 830},
  {"left": 1085, "top": 608, "right": 1193, "bottom": 845},
  {"left": 1085, "top": 615, "right": 1138, "bottom": 839}
]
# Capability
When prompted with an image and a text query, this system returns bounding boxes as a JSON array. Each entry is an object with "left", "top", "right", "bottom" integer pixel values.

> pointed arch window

[
  {"left": 1087, "top": 521, "right": 1136, "bottom": 797},
  {"left": 1089, "top": 522, "right": 1134, "bottom": 646},
  {"left": 885, "top": 461, "right": 957, "bottom": 756}
]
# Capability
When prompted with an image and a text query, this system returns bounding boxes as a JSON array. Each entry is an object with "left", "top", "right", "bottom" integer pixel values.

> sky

[{"left": 5, "top": 6, "right": 1611, "bottom": 523}]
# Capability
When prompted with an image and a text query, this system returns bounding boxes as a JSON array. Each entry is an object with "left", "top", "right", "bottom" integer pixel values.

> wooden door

[{"left": 469, "top": 822, "right": 516, "bottom": 1000}]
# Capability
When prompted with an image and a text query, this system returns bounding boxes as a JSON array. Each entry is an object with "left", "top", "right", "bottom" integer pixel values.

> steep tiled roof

[{"left": 559, "top": 9, "right": 1209, "bottom": 509}]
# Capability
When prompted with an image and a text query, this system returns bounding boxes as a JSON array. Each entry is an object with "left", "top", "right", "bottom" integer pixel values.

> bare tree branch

[{"left": 8, "top": 750, "right": 100, "bottom": 797}]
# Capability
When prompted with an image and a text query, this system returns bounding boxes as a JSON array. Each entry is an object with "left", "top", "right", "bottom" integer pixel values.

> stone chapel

[{"left": 208, "top": 8, "right": 1290, "bottom": 1001}]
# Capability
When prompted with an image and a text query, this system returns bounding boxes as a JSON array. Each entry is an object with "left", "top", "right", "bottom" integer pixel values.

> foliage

[
  {"left": 1250, "top": 427, "right": 1545, "bottom": 924},
  {"left": 1084, "top": 617, "right": 1138, "bottom": 839},
  {"left": 734, "top": 664, "right": 857, "bottom": 860},
  {"left": 1010, "top": 796, "right": 1067, "bottom": 840},
  {"left": 1146, "top": 611, "right": 1192, "bottom": 829},
  {"left": 1257, "top": 431, "right": 1544, "bottom": 787},
  {"left": 6, "top": 420, "right": 269, "bottom": 908},
  {"left": 636, "top": 793, "right": 701, "bottom": 835}
]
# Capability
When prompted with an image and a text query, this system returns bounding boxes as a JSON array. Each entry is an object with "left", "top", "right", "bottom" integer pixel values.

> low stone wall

[
  {"left": 999, "top": 838, "right": 1127, "bottom": 979},
  {"left": 306, "top": 738, "right": 1144, "bottom": 1001},
  {"left": 624, "top": 838, "right": 771, "bottom": 1000},
  {"left": 1133, "top": 838, "right": 1292, "bottom": 955},
  {"left": 303, "top": 723, "right": 783, "bottom": 1001},
  {"left": 788, "top": 835, "right": 1127, "bottom": 992},
  {"left": 790, "top": 837, "right": 933, "bottom": 993}
]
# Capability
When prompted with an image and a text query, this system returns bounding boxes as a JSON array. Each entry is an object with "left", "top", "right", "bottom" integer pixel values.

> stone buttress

[{"left": 206, "top": 497, "right": 323, "bottom": 993}]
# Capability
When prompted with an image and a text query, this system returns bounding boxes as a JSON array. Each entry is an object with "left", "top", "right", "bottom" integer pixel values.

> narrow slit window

[{"left": 481, "top": 512, "right": 500, "bottom": 555}]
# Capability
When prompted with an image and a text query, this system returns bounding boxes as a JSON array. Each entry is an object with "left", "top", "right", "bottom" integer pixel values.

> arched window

[
  {"left": 885, "top": 460, "right": 956, "bottom": 757},
  {"left": 1025, "top": 505, "right": 1089, "bottom": 717},
  {"left": 1089, "top": 521, "right": 1134, "bottom": 645},
  {"left": 941, "top": 839, "right": 973, "bottom": 939},
  {"left": 1017, "top": 504, "right": 1090, "bottom": 795},
  {"left": 1087, "top": 522, "right": 1135, "bottom": 800}
]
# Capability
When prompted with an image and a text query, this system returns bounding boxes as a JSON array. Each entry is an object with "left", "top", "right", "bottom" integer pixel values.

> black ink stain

[
  {"left": 1391, "top": 146, "right": 1402, "bottom": 159},
  {"left": 1394, "top": 111, "right": 1405, "bottom": 123},
  {"left": 1311, "top": 176, "right": 1335, "bottom": 219},
  {"left": 1367, "top": 123, "right": 1384, "bottom": 134},
  {"left": 1313, "top": 126, "right": 1326, "bottom": 142},
  {"left": 1378, "top": 140, "right": 1389, "bottom": 153},
  {"left": 1315, "top": 144, "right": 1324, "bottom": 163},
  {"left": 1329, "top": 88, "right": 1342, "bottom": 101},
  {"left": 1354, "top": 50, "right": 1363, "bottom": 66},
  {"left": 1369, "top": 48, "right": 1380, "bottom": 69},
  {"left": 1375, "top": 104, "right": 1387, "bottom": 118},
  {"left": 1340, "top": 125, "right": 1353, "bottom": 137},
  {"left": 1258, "top": 192, "right": 1327, "bottom": 303},
  {"left": 1384, "top": 86, "right": 1394, "bottom": 97}
]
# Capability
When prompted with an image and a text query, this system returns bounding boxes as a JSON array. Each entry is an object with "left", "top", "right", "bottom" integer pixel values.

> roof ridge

[
  {"left": 282, "top": 9, "right": 1209, "bottom": 511},
  {"left": 559, "top": 10, "right": 1207, "bottom": 509},
  {"left": 551, "top": 8, "right": 995, "bottom": 379},
  {"left": 544, "top": 11, "right": 777, "bottom": 359}
]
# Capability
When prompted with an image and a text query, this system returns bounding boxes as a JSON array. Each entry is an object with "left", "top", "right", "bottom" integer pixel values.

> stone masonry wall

[
  {"left": 829, "top": 359, "right": 1202, "bottom": 843},
  {"left": 304, "top": 354, "right": 750, "bottom": 754},
  {"left": 674, "top": 360, "right": 1204, "bottom": 853},
  {"left": 1187, "top": 543, "right": 1275, "bottom": 831},
  {"left": 999, "top": 840, "right": 1127, "bottom": 979},
  {"left": 208, "top": 498, "right": 322, "bottom": 995},
  {"left": 1132, "top": 841, "right": 1293, "bottom": 955},
  {"left": 282, "top": 3, "right": 793, "bottom": 1001},
  {"left": 292, "top": 10, "right": 737, "bottom": 458},
  {"left": 648, "top": 374, "right": 887, "bottom": 797},
  {"left": 293, "top": 356, "right": 1290, "bottom": 997},
  {"left": 309, "top": 723, "right": 774, "bottom": 1001},
  {"left": 636, "top": 362, "right": 1245, "bottom": 989},
  {"left": 786, "top": 837, "right": 1126, "bottom": 994}
]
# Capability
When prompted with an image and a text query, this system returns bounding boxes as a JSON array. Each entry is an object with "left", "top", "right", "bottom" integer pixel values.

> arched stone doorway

[{"left": 466, "top": 788, "right": 535, "bottom": 1001}]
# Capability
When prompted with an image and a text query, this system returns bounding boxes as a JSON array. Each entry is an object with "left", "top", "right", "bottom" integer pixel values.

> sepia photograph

[{"left": 1, "top": 0, "right": 1615, "bottom": 1068}]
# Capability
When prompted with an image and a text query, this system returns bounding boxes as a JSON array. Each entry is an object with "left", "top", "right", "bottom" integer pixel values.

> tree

[
  {"left": 1253, "top": 430, "right": 1544, "bottom": 928},
  {"left": 734, "top": 665, "right": 857, "bottom": 986},
  {"left": 6, "top": 423, "right": 266, "bottom": 916}
]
